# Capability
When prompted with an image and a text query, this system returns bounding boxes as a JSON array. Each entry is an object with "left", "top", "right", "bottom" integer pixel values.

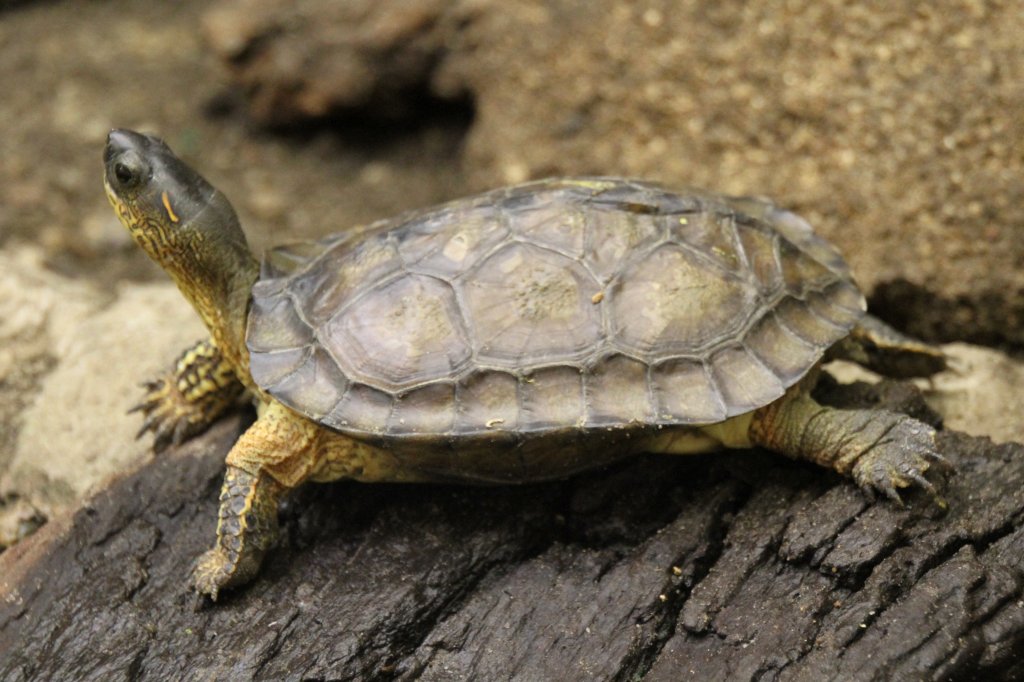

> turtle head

[
  {"left": 104, "top": 129, "right": 258, "bottom": 381},
  {"left": 103, "top": 129, "right": 250, "bottom": 272}
]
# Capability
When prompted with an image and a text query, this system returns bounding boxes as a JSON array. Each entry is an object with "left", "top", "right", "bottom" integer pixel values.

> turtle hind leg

[
  {"left": 749, "top": 388, "right": 951, "bottom": 506},
  {"left": 828, "top": 314, "right": 947, "bottom": 379},
  {"left": 132, "top": 338, "right": 246, "bottom": 450}
]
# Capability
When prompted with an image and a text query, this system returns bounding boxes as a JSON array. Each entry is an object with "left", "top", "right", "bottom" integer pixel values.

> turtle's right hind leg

[
  {"left": 828, "top": 314, "right": 947, "bottom": 378},
  {"left": 750, "top": 386, "right": 951, "bottom": 506},
  {"left": 132, "top": 338, "right": 246, "bottom": 450}
]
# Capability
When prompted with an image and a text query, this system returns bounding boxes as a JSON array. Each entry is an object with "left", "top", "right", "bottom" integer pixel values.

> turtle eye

[{"left": 114, "top": 162, "right": 137, "bottom": 186}]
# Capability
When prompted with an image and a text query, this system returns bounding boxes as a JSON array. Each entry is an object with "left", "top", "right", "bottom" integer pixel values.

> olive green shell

[{"left": 247, "top": 178, "right": 865, "bottom": 442}]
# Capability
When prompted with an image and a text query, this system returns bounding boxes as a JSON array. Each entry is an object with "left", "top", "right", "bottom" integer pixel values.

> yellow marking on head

[{"left": 162, "top": 191, "right": 180, "bottom": 223}]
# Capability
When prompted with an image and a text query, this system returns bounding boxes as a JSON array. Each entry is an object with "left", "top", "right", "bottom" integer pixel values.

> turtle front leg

[
  {"left": 192, "top": 401, "right": 320, "bottom": 601},
  {"left": 132, "top": 338, "right": 245, "bottom": 450},
  {"left": 193, "top": 466, "right": 285, "bottom": 600},
  {"left": 749, "top": 390, "right": 951, "bottom": 505}
]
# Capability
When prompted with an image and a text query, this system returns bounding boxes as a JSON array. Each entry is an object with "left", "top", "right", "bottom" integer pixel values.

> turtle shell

[{"left": 247, "top": 178, "right": 865, "bottom": 443}]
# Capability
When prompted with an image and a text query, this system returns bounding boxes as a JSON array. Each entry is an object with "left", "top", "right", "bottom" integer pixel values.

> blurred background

[{"left": 1, "top": 0, "right": 1022, "bottom": 541}]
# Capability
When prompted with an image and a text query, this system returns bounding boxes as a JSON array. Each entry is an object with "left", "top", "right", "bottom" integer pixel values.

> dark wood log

[{"left": 2, "top": 381, "right": 1023, "bottom": 681}]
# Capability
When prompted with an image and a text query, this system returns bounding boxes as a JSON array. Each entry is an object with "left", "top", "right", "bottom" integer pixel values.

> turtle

[{"left": 103, "top": 129, "right": 949, "bottom": 600}]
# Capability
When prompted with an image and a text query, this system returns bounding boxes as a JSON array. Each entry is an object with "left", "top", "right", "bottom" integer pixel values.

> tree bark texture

[{"left": 1, "top": 381, "right": 1023, "bottom": 681}]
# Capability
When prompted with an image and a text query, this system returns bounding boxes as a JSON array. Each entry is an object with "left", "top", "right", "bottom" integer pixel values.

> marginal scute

[
  {"left": 271, "top": 347, "right": 349, "bottom": 420},
  {"left": 322, "top": 383, "right": 393, "bottom": 433},
  {"left": 519, "top": 366, "right": 584, "bottom": 431},
  {"left": 455, "top": 371, "right": 519, "bottom": 434},
  {"left": 626, "top": 182, "right": 703, "bottom": 214},
  {"left": 743, "top": 312, "right": 820, "bottom": 383},
  {"left": 650, "top": 359, "right": 727, "bottom": 424},
  {"left": 323, "top": 274, "right": 471, "bottom": 390},
  {"left": 610, "top": 243, "right": 757, "bottom": 356},
  {"left": 462, "top": 243, "right": 602, "bottom": 367},
  {"left": 261, "top": 241, "right": 332, "bottom": 279},
  {"left": 249, "top": 346, "right": 310, "bottom": 389},
  {"left": 585, "top": 354, "right": 653, "bottom": 425},
  {"left": 246, "top": 293, "right": 312, "bottom": 352},
  {"left": 774, "top": 296, "right": 846, "bottom": 347},
  {"left": 806, "top": 285, "right": 866, "bottom": 329},
  {"left": 822, "top": 280, "right": 866, "bottom": 313},
  {"left": 708, "top": 345, "right": 785, "bottom": 414},
  {"left": 780, "top": 239, "right": 839, "bottom": 295},
  {"left": 588, "top": 182, "right": 664, "bottom": 208},
  {"left": 766, "top": 206, "right": 850, "bottom": 277},
  {"left": 389, "top": 382, "right": 456, "bottom": 435},
  {"left": 736, "top": 222, "right": 783, "bottom": 293}
]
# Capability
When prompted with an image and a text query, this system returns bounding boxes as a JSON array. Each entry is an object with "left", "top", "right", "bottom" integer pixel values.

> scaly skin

[
  {"left": 749, "top": 379, "right": 951, "bottom": 505},
  {"left": 193, "top": 401, "right": 424, "bottom": 600},
  {"left": 132, "top": 338, "right": 245, "bottom": 450}
]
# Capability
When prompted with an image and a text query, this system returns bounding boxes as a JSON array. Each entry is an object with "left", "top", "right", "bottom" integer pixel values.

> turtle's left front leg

[{"left": 133, "top": 338, "right": 246, "bottom": 450}]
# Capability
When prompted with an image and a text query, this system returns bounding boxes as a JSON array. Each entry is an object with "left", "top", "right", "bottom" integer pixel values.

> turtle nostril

[
  {"left": 107, "top": 129, "right": 133, "bottom": 153},
  {"left": 104, "top": 129, "right": 150, "bottom": 164}
]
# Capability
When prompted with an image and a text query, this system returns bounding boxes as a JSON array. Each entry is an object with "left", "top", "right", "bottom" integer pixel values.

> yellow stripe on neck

[{"left": 161, "top": 191, "right": 180, "bottom": 223}]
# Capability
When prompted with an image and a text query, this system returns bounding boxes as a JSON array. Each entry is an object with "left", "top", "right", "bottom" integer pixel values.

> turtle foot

[
  {"left": 191, "top": 534, "right": 270, "bottom": 602},
  {"left": 131, "top": 339, "right": 245, "bottom": 451},
  {"left": 192, "top": 548, "right": 230, "bottom": 602},
  {"left": 131, "top": 374, "right": 210, "bottom": 450},
  {"left": 850, "top": 418, "right": 952, "bottom": 507}
]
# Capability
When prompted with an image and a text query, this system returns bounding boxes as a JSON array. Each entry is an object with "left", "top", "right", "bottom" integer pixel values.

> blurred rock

[
  {"left": 0, "top": 247, "right": 205, "bottom": 543},
  {"left": 201, "top": 0, "right": 450, "bottom": 125},
  {"left": 203, "top": 0, "right": 1024, "bottom": 345},
  {"left": 0, "top": 247, "right": 98, "bottom": 466}
]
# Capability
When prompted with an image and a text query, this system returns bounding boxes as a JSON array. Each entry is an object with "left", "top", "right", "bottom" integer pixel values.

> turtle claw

[
  {"left": 172, "top": 419, "right": 190, "bottom": 446},
  {"left": 130, "top": 341, "right": 246, "bottom": 452},
  {"left": 131, "top": 373, "right": 214, "bottom": 451},
  {"left": 850, "top": 417, "right": 946, "bottom": 508},
  {"left": 925, "top": 450, "right": 956, "bottom": 473},
  {"left": 135, "top": 416, "right": 156, "bottom": 441},
  {"left": 192, "top": 548, "right": 230, "bottom": 602}
]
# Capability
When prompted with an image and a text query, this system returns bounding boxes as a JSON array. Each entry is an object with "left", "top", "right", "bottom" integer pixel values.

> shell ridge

[{"left": 699, "top": 360, "right": 730, "bottom": 423}]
